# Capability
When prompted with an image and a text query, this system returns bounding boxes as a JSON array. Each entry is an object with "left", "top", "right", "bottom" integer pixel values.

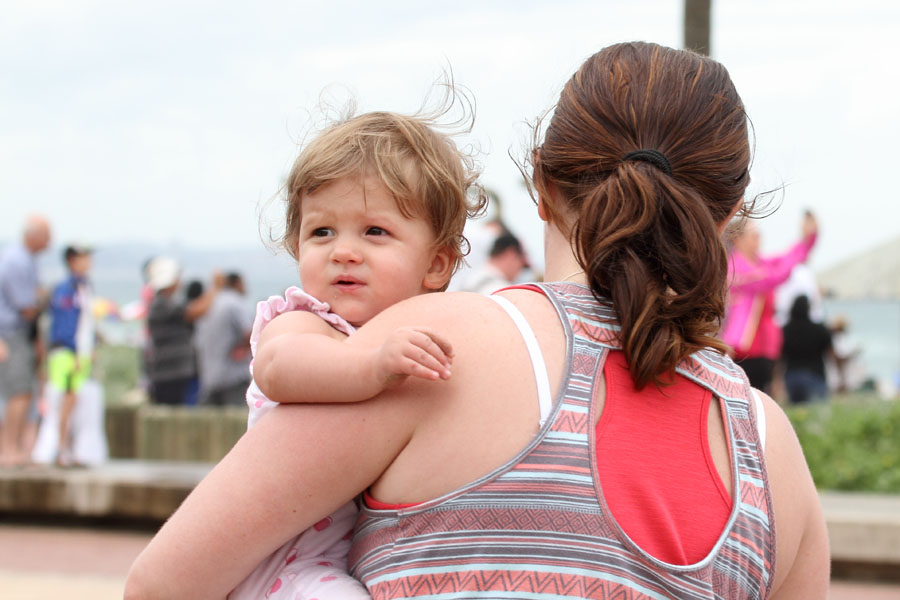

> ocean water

[{"left": 822, "top": 299, "right": 900, "bottom": 386}]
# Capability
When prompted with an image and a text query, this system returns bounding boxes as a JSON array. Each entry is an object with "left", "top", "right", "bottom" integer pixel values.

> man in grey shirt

[
  {"left": 0, "top": 215, "right": 51, "bottom": 466},
  {"left": 194, "top": 272, "right": 252, "bottom": 406},
  {"left": 145, "top": 258, "right": 220, "bottom": 405}
]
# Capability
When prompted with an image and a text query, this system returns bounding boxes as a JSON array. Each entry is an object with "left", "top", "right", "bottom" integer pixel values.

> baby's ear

[{"left": 423, "top": 245, "right": 455, "bottom": 291}]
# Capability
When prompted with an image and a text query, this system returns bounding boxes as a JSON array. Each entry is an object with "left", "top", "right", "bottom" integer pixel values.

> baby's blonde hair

[{"left": 282, "top": 110, "right": 487, "bottom": 288}]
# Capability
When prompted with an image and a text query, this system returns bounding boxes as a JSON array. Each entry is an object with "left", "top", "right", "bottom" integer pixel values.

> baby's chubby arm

[{"left": 253, "top": 310, "right": 453, "bottom": 404}]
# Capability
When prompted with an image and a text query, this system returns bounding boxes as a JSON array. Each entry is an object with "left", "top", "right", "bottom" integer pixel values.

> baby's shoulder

[
  {"left": 264, "top": 309, "right": 343, "bottom": 337},
  {"left": 250, "top": 287, "right": 350, "bottom": 353}
]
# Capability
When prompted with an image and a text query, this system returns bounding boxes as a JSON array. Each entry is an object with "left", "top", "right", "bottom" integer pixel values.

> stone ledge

[
  {"left": 0, "top": 460, "right": 212, "bottom": 522},
  {"left": 820, "top": 491, "right": 900, "bottom": 573}
]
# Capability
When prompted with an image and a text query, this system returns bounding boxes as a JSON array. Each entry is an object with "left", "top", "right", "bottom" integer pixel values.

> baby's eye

[
  {"left": 311, "top": 228, "right": 334, "bottom": 237},
  {"left": 365, "top": 226, "right": 389, "bottom": 236}
]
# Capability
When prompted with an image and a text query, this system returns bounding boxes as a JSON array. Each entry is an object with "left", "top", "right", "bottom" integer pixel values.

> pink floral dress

[{"left": 229, "top": 287, "right": 370, "bottom": 600}]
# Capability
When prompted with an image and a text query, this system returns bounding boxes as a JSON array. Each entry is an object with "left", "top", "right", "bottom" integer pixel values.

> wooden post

[{"left": 684, "top": 0, "right": 712, "bottom": 56}]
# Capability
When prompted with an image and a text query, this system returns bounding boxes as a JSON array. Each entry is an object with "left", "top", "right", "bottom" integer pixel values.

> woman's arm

[
  {"left": 124, "top": 392, "right": 424, "bottom": 599},
  {"left": 254, "top": 310, "right": 453, "bottom": 404},
  {"left": 125, "top": 290, "right": 550, "bottom": 599},
  {"left": 730, "top": 234, "right": 817, "bottom": 295},
  {"left": 730, "top": 215, "right": 818, "bottom": 296},
  {"left": 758, "top": 391, "right": 831, "bottom": 598},
  {"left": 184, "top": 272, "right": 224, "bottom": 322}
]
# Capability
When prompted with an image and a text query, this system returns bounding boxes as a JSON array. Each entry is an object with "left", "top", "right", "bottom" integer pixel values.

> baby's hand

[{"left": 375, "top": 326, "right": 453, "bottom": 388}]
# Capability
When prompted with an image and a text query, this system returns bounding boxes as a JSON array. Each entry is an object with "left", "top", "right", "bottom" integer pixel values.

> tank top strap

[
  {"left": 752, "top": 388, "right": 767, "bottom": 450},
  {"left": 535, "top": 282, "right": 622, "bottom": 349},
  {"left": 488, "top": 295, "right": 553, "bottom": 426}
]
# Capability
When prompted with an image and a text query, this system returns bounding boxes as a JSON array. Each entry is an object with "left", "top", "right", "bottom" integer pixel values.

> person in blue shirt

[
  {"left": 47, "top": 245, "right": 95, "bottom": 465},
  {"left": 0, "top": 215, "right": 51, "bottom": 467}
]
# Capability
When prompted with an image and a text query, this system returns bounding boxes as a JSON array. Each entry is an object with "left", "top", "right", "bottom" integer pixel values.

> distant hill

[{"left": 818, "top": 235, "right": 900, "bottom": 300}]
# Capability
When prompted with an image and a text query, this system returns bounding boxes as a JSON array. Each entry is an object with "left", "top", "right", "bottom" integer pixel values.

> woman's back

[{"left": 350, "top": 283, "right": 774, "bottom": 599}]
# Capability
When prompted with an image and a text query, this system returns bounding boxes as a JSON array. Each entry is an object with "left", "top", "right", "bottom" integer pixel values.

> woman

[
  {"left": 722, "top": 213, "right": 818, "bottom": 393},
  {"left": 126, "top": 42, "right": 829, "bottom": 599}
]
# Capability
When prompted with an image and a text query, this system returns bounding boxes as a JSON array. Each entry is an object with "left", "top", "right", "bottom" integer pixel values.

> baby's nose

[{"left": 331, "top": 239, "right": 362, "bottom": 263}]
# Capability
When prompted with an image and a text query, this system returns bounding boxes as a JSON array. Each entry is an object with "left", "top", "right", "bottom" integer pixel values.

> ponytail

[
  {"left": 530, "top": 42, "right": 749, "bottom": 388},
  {"left": 573, "top": 163, "right": 730, "bottom": 388}
]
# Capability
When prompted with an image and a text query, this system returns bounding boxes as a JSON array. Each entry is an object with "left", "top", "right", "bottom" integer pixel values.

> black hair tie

[{"left": 622, "top": 149, "right": 672, "bottom": 175}]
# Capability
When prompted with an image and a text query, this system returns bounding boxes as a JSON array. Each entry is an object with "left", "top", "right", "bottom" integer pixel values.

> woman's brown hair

[{"left": 533, "top": 42, "right": 750, "bottom": 388}]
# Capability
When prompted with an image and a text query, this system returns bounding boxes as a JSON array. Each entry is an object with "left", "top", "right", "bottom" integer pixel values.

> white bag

[{"left": 32, "top": 380, "right": 108, "bottom": 466}]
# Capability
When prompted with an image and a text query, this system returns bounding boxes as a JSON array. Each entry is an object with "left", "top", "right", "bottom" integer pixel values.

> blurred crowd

[
  {"left": 137, "top": 257, "right": 253, "bottom": 408},
  {"left": 723, "top": 211, "right": 867, "bottom": 404},
  {"left": 0, "top": 215, "right": 110, "bottom": 468},
  {"left": 0, "top": 206, "right": 881, "bottom": 469},
  {"left": 0, "top": 214, "right": 257, "bottom": 468}
]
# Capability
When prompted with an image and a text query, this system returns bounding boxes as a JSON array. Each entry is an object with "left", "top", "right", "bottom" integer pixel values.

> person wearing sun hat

[{"left": 145, "top": 257, "right": 223, "bottom": 405}]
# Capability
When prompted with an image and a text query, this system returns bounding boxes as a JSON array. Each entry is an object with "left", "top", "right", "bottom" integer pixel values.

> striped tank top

[{"left": 349, "top": 282, "right": 775, "bottom": 599}]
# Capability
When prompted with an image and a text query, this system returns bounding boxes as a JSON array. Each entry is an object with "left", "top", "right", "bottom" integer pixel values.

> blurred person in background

[
  {"left": 780, "top": 294, "right": 834, "bottom": 404},
  {"left": 145, "top": 258, "right": 221, "bottom": 405},
  {"left": 722, "top": 211, "right": 818, "bottom": 394},
  {"left": 0, "top": 215, "right": 51, "bottom": 466},
  {"left": 447, "top": 190, "right": 505, "bottom": 291},
  {"left": 462, "top": 231, "right": 530, "bottom": 295},
  {"left": 130, "top": 257, "right": 158, "bottom": 396},
  {"left": 775, "top": 263, "right": 825, "bottom": 327},
  {"left": 194, "top": 272, "right": 252, "bottom": 407},
  {"left": 827, "top": 315, "right": 867, "bottom": 393},
  {"left": 46, "top": 245, "right": 96, "bottom": 464},
  {"left": 183, "top": 279, "right": 205, "bottom": 406}
]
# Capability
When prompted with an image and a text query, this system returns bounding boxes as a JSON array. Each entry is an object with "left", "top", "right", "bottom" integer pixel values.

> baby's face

[{"left": 296, "top": 175, "right": 445, "bottom": 327}]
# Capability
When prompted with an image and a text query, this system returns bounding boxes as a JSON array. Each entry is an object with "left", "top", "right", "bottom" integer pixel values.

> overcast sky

[{"left": 3, "top": 0, "right": 899, "bottom": 272}]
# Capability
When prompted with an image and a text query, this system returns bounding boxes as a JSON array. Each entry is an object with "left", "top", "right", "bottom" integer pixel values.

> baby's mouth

[{"left": 333, "top": 275, "right": 364, "bottom": 289}]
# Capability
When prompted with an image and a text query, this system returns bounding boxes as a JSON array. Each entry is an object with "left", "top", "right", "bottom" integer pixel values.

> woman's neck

[{"left": 542, "top": 221, "right": 587, "bottom": 285}]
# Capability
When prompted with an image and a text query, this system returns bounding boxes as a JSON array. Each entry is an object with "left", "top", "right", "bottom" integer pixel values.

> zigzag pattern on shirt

[{"left": 368, "top": 568, "right": 717, "bottom": 600}]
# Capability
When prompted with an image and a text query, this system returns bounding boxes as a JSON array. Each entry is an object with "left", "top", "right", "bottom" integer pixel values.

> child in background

[
  {"left": 229, "top": 109, "right": 486, "bottom": 599},
  {"left": 46, "top": 245, "right": 95, "bottom": 466}
]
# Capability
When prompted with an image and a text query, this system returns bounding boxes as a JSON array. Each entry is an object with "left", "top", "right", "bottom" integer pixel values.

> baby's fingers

[
  {"left": 397, "top": 355, "right": 447, "bottom": 382},
  {"left": 411, "top": 327, "right": 454, "bottom": 360},
  {"left": 404, "top": 334, "right": 452, "bottom": 380}
]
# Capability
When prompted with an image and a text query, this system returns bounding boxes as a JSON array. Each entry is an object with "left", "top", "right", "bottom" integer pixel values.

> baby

[{"left": 229, "top": 109, "right": 486, "bottom": 599}]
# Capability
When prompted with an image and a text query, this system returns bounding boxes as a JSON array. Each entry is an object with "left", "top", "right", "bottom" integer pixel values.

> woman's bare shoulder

[
  {"left": 397, "top": 290, "right": 497, "bottom": 314},
  {"left": 354, "top": 292, "right": 500, "bottom": 340},
  {"left": 364, "top": 289, "right": 558, "bottom": 503},
  {"left": 753, "top": 390, "right": 830, "bottom": 597}
]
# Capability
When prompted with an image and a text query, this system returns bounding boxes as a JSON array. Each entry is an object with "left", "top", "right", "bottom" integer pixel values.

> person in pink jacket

[{"left": 722, "top": 211, "right": 818, "bottom": 392}]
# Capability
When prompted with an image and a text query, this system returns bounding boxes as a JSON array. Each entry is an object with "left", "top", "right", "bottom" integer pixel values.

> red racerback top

[{"left": 598, "top": 349, "right": 732, "bottom": 565}]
